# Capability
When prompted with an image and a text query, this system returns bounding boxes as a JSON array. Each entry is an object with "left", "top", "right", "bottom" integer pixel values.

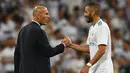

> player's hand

[
  {"left": 80, "top": 65, "right": 90, "bottom": 73},
  {"left": 68, "top": 43, "right": 74, "bottom": 48},
  {"left": 61, "top": 36, "right": 72, "bottom": 47}
]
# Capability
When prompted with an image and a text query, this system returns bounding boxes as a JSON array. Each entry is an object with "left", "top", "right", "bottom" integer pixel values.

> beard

[{"left": 85, "top": 14, "right": 93, "bottom": 23}]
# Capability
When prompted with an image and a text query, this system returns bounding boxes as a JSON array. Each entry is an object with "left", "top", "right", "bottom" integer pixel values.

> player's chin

[
  {"left": 86, "top": 18, "right": 92, "bottom": 23},
  {"left": 87, "top": 20, "right": 93, "bottom": 23}
]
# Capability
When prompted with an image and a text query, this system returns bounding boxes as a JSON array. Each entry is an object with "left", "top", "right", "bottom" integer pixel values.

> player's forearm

[
  {"left": 70, "top": 44, "right": 89, "bottom": 53},
  {"left": 88, "top": 45, "right": 106, "bottom": 66}
]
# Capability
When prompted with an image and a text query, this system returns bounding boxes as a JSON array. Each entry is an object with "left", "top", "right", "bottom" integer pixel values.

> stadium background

[{"left": 0, "top": 0, "right": 130, "bottom": 73}]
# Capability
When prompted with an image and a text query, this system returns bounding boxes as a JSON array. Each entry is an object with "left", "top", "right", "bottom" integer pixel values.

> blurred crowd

[{"left": 0, "top": 0, "right": 130, "bottom": 73}]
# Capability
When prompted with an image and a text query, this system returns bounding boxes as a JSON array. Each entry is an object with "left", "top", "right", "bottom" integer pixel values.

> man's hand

[
  {"left": 80, "top": 65, "right": 90, "bottom": 73},
  {"left": 61, "top": 36, "right": 72, "bottom": 47}
]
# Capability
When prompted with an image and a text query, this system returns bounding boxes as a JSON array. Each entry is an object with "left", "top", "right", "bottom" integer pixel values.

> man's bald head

[
  {"left": 32, "top": 5, "right": 50, "bottom": 25},
  {"left": 33, "top": 5, "right": 46, "bottom": 16}
]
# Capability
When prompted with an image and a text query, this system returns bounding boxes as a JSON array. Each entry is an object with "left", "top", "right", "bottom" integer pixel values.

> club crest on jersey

[
  {"left": 98, "top": 21, "right": 102, "bottom": 26},
  {"left": 89, "top": 42, "right": 94, "bottom": 46}
]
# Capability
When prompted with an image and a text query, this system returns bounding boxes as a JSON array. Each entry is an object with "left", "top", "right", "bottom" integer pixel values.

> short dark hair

[{"left": 85, "top": 2, "right": 100, "bottom": 16}]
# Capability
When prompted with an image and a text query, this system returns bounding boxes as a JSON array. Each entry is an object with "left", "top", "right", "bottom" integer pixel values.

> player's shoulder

[
  {"left": 96, "top": 19, "right": 110, "bottom": 32},
  {"left": 97, "top": 19, "right": 106, "bottom": 26},
  {"left": 97, "top": 19, "right": 108, "bottom": 28}
]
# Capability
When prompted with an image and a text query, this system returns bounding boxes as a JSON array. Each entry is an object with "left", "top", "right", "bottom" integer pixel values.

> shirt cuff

[{"left": 61, "top": 43, "right": 66, "bottom": 48}]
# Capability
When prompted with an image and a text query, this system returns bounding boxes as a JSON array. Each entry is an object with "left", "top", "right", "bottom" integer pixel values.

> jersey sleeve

[{"left": 97, "top": 25, "right": 108, "bottom": 45}]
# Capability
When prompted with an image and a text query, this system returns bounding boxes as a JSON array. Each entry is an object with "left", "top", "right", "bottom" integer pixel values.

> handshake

[{"left": 61, "top": 36, "right": 72, "bottom": 47}]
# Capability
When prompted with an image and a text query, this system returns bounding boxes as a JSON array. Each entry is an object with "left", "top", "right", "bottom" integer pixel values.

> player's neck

[{"left": 92, "top": 16, "right": 100, "bottom": 25}]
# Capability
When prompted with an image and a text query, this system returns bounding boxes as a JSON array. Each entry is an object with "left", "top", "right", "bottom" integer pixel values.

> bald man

[{"left": 14, "top": 6, "right": 71, "bottom": 73}]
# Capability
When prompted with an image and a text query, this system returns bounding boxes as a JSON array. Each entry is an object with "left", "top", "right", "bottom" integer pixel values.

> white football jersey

[{"left": 86, "top": 19, "right": 113, "bottom": 73}]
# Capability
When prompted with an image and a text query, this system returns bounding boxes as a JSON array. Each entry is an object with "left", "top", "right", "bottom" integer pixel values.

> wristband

[{"left": 86, "top": 62, "right": 92, "bottom": 67}]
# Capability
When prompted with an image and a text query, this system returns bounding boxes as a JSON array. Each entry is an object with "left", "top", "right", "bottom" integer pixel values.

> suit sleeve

[
  {"left": 36, "top": 29, "right": 65, "bottom": 57},
  {"left": 14, "top": 32, "right": 21, "bottom": 73}
]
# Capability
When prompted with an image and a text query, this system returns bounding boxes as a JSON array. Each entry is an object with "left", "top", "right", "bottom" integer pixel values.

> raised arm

[
  {"left": 61, "top": 36, "right": 89, "bottom": 53},
  {"left": 69, "top": 44, "right": 89, "bottom": 53}
]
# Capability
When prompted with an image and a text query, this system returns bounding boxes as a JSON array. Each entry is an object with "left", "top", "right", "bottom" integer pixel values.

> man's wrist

[
  {"left": 86, "top": 62, "right": 92, "bottom": 67},
  {"left": 61, "top": 43, "right": 66, "bottom": 48}
]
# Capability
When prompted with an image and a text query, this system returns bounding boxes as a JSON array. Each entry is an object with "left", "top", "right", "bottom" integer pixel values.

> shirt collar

[
  {"left": 92, "top": 19, "right": 102, "bottom": 27},
  {"left": 95, "top": 19, "right": 102, "bottom": 25},
  {"left": 32, "top": 20, "right": 41, "bottom": 27}
]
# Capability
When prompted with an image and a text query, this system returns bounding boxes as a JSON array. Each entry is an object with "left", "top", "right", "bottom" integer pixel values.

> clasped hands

[{"left": 61, "top": 36, "right": 72, "bottom": 47}]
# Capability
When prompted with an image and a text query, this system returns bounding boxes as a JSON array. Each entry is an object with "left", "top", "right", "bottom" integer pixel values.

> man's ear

[
  {"left": 36, "top": 14, "right": 40, "bottom": 20},
  {"left": 91, "top": 10, "right": 95, "bottom": 16}
]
